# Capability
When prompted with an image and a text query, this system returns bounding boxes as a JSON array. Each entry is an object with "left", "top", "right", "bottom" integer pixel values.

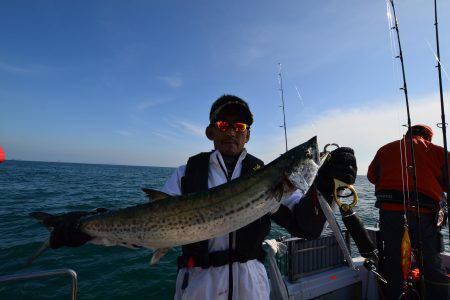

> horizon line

[
  {"left": 2, "top": 159, "right": 369, "bottom": 176},
  {"left": 2, "top": 159, "right": 174, "bottom": 170}
]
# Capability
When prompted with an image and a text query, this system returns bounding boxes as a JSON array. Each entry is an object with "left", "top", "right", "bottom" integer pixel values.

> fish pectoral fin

[
  {"left": 141, "top": 188, "right": 170, "bottom": 202},
  {"left": 150, "top": 248, "right": 171, "bottom": 265},
  {"left": 26, "top": 239, "right": 51, "bottom": 267}
]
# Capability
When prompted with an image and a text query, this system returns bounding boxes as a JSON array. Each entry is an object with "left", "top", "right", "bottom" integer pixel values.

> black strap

[
  {"left": 177, "top": 249, "right": 266, "bottom": 270},
  {"left": 180, "top": 152, "right": 212, "bottom": 258},
  {"left": 181, "top": 151, "right": 211, "bottom": 194},
  {"left": 374, "top": 189, "right": 439, "bottom": 209},
  {"left": 241, "top": 153, "right": 263, "bottom": 176}
]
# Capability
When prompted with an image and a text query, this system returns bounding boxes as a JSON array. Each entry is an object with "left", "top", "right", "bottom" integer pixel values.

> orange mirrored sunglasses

[{"left": 215, "top": 121, "right": 248, "bottom": 133}]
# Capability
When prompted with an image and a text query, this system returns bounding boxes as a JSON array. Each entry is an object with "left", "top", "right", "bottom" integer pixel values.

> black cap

[{"left": 209, "top": 95, "right": 253, "bottom": 126}]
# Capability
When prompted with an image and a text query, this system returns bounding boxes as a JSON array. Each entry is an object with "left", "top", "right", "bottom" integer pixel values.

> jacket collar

[{"left": 211, "top": 149, "right": 247, "bottom": 179}]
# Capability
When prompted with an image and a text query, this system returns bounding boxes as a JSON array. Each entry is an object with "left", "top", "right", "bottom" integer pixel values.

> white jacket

[{"left": 161, "top": 149, "right": 301, "bottom": 300}]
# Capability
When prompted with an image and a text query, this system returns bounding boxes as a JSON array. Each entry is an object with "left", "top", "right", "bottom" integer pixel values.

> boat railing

[{"left": 0, "top": 268, "right": 78, "bottom": 300}]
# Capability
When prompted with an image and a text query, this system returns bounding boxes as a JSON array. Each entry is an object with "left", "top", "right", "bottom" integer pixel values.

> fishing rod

[
  {"left": 433, "top": 0, "right": 450, "bottom": 241},
  {"left": 388, "top": 0, "right": 425, "bottom": 297},
  {"left": 278, "top": 63, "right": 288, "bottom": 152}
]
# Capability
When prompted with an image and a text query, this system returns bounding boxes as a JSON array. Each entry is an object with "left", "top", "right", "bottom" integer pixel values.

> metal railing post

[{"left": 0, "top": 268, "right": 78, "bottom": 300}]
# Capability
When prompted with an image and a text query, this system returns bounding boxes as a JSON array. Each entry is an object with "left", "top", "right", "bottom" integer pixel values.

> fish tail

[{"left": 29, "top": 211, "right": 59, "bottom": 229}]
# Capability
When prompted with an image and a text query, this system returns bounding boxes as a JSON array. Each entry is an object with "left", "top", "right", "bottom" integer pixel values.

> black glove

[
  {"left": 316, "top": 147, "right": 357, "bottom": 197},
  {"left": 49, "top": 208, "right": 107, "bottom": 249}
]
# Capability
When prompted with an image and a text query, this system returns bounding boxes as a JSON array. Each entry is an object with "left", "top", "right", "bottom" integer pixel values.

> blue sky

[{"left": 1, "top": 0, "right": 449, "bottom": 173}]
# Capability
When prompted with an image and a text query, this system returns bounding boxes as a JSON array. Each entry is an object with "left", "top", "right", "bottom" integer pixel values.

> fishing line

[
  {"left": 386, "top": 0, "right": 426, "bottom": 297},
  {"left": 388, "top": 0, "right": 423, "bottom": 236},
  {"left": 281, "top": 65, "right": 307, "bottom": 113},
  {"left": 294, "top": 86, "right": 304, "bottom": 107},
  {"left": 276, "top": 64, "right": 320, "bottom": 147},
  {"left": 402, "top": 138, "right": 411, "bottom": 210},
  {"left": 425, "top": 40, "right": 450, "bottom": 81},
  {"left": 432, "top": 0, "right": 450, "bottom": 244},
  {"left": 291, "top": 84, "right": 319, "bottom": 136},
  {"left": 425, "top": 39, "right": 450, "bottom": 126},
  {"left": 386, "top": 0, "right": 410, "bottom": 215},
  {"left": 426, "top": 47, "right": 450, "bottom": 152},
  {"left": 386, "top": 0, "right": 399, "bottom": 82},
  {"left": 278, "top": 66, "right": 305, "bottom": 111}
]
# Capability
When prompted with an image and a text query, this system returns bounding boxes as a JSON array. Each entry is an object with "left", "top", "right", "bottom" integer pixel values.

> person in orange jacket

[{"left": 367, "top": 124, "right": 449, "bottom": 299}]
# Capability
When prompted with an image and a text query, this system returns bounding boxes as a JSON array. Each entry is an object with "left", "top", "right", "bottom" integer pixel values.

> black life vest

[{"left": 178, "top": 151, "right": 269, "bottom": 269}]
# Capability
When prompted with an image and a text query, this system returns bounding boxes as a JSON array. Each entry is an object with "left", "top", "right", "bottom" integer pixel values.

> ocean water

[{"left": 0, "top": 160, "right": 448, "bottom": 299}]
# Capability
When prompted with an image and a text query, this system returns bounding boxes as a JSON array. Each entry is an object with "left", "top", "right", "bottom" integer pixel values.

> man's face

[{"left": 207, "top": 110, "right": 250, "bottom": 156}]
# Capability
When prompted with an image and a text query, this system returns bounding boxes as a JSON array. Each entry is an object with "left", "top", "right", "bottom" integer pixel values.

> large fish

[{"left": 30, "top": 136, "right": 320, "bottom": 265}]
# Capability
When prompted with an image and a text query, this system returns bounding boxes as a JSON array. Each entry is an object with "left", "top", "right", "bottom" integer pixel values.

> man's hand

[
  {"left": 316, "top": 147, "right": 357, "bottom": 197},
  {"left": 49, "top": 208, "right": 107, "bottom": 249}
]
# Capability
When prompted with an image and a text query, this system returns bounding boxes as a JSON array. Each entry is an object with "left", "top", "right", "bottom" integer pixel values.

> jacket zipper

[{"left": 218, "top": 157, "right": 235, "bottom": 300}]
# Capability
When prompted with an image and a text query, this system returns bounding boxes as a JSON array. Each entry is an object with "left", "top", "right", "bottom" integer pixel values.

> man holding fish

[{"left": 32, "top": 94, "right": 357, "bottom": 299}]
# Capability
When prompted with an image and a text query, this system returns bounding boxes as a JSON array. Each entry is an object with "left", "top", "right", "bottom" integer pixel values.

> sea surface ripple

[{"left": 0, "top": 161, "right": 448, "bottom": 299}]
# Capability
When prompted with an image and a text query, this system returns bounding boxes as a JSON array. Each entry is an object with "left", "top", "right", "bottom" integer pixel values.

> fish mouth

[
  {"left": 306, "top": 136, "right": 320, "bottom": 165},
  {"left": 284, "top": 136, "right": 320, "bottom": 192},
  {"left": 305, "top": 148, "right": 319, "bottom": 164}
]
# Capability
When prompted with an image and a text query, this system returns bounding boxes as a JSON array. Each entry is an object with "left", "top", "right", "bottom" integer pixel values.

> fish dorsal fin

[
  {"left": 150, "top": 248, "right": 171, "bottom": 265},
  {"left": 142, "top": 188, "right": 170, "bottom": 202}
]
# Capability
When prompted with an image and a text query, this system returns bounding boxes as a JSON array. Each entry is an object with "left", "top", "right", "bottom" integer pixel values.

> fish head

[{"left": 282, "top": 136, "right": 320, "bottom": 193}]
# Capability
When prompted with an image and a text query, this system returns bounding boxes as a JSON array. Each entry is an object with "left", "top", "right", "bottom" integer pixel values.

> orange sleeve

[{"left": 367, "top": 150, "right": 380, "bottom": 185}]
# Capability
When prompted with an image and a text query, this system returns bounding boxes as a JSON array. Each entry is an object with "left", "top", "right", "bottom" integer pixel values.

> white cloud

[
  {"left": 136, "top": 99, "right": 169, "bottom": 111},
  {"left": 157, "top": 74, "right": 183, "bottom": 88},
  {"left": 175, "top": 120, "right": 203, "bottom": 136},
  {"left": 0, "top": 61, "right": 32, "bottom": 74},
  {"left": 250, "top": 94, "right": 447, "bottom": 175},
  {"left": 238, "top": 47, "right": 268, "bottom": 67},
  {"left": 116, "top": 130, "right": 132, "bottom": 136}
]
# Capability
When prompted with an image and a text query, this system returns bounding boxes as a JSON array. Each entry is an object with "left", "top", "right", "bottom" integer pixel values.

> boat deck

[{"left": 271, "top": 229, "right": 450, "bottom": 300}]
